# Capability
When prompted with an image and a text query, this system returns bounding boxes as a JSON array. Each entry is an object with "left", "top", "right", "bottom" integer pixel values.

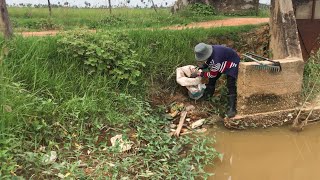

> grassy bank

[
  {"left": 8, "top": 7, "right": 225, "bottom": 31},
  {"left": 2, "top": 22, "right": 318, "bottom": 178},
  {"left": 0, "top": 25, "right": 266, "bottom": 178},
  {"left": 8, "top": 6, "right": 269, "bottom": 32}
]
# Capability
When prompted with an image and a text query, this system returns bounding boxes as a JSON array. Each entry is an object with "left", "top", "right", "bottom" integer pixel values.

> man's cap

[{"left": 194, "top": 43, "right": 213, "bottom": 61}]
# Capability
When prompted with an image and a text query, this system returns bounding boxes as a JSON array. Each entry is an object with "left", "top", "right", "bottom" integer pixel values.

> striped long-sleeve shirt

[{"left": 200, "top": 45, "right": 240, "bottom": 79}]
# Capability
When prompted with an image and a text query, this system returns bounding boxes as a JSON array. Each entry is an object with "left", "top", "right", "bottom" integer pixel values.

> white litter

[
  {"left": 42, "top": 151, "right": 57, "bottom": 165},
  {"left": 191, "top": 119, "right": 206, "bottom": 129}
]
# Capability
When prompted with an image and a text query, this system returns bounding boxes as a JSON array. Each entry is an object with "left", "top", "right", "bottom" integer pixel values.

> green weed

[
  {"left": 57, "top": 29, "right": 145, "bottom": 85},
  {"left": 178, "top": 3, "right": 216, "bottom": 17},
  {"left": 303, "top": 50, "right": 320, "bottom": 99}
]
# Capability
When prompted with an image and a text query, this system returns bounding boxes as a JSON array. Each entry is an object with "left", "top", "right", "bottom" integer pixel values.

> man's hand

[
  {"left": 190, "top": 67, "right": 201, "bottom": 78},
  {"left": 190, "top": 72, "right": 200, "bottom": 78}
]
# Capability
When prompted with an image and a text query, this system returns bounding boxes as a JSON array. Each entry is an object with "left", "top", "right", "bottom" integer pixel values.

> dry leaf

[
  {"left": 110, "top": 134, "right": 133, "bottom": 152},
  {"left": 3, "top": 105, "right": 12, "bottom": 112}
]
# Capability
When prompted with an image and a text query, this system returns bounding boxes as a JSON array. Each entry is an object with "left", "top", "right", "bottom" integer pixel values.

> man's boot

[
  {"left": 226, "top": 94, "right": 237, "bottom": 118},
  {"left": 201, "top": 85, "right": 215, "bottom": 100}
]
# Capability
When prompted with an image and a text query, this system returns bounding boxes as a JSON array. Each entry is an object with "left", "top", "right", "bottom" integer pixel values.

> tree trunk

[
  {"left": 48, "top": 0, "right": 52, "bottom": 16},
  {"left": 108, "top": 0, "right": 112, "bottom": 14},
  {"left": 0, "top": 0, "right": 13, "bottom": 40}
]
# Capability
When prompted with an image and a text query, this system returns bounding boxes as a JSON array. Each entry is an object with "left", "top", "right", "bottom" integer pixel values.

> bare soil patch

[
  {"left": 163, "top": 17, "right": 269, "bottom": 30},
  {"left": 19, "top": 30, "right": 97, "bottom": 37}
]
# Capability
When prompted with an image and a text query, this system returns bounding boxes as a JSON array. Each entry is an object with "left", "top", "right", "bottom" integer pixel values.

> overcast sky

[{"left": 7, "top": 0, "right": 271, "bottom": 7}]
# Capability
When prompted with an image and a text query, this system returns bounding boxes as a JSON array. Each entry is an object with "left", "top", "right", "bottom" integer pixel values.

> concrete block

[{"left": 237, "top": 58, "right": 304, "bottom": 115}]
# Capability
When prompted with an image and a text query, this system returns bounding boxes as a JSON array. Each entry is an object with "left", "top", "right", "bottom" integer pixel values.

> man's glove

[{"left": 190, "top": 72, "right": 199, "bottom": 78}]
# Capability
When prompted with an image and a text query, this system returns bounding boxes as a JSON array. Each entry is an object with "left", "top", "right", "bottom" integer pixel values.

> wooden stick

[
  {"left": 307, "top": 118, "right": 320, "bottom": 123},
  {"left": 173, "top": 111, "right": 187, "bottom": 137},
  {"left": 292, "top": 82, "right": 317, "bottom": 127},
  {"left": 306, "top": 119, "right": 320, "bottom": 126},
  {"left": 297, "top": 106, "right": 317, "bottom": 130}
]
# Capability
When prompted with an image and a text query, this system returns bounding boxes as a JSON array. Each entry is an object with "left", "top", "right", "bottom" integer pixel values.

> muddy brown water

[{"left": 206, "top": 124, "right": 320, "bottom": 180}]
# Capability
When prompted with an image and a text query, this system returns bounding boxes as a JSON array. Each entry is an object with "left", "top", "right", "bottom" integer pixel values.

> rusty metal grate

[{"left": 294, "top": 0, "right": 320, "bottom": 60}]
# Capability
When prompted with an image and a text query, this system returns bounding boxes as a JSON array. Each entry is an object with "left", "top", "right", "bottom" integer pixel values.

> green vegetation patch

[
  {"left": 57, "top": 30, "right": 145, "bottom": 85},
  {"left": 9, "top": 7, "right": 227, "bottom": 31},
  {"left": 0, "top": 24, "right": 270, "bottom": 178},
  {"left": 178, "top": 3, "right": 216, "bottom": 17},
  {"left": 303, "top": 51, "right": 320, "bottom": 99},
  {"left": 0, "top": 79, "right": 219, "bottom": 178},
  {"left": 8, "top": 6, "right": 269, "bottom": 32},
  {"left": 0, "top": 28, "right": 225, "bottom": 178}
]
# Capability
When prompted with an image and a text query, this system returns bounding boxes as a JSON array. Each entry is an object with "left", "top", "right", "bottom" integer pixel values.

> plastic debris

[{"left": 191, "top": 119, "right": 205, "bottom": 129}]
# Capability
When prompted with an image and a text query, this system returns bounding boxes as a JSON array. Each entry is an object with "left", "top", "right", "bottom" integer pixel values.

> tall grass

[
  {"left": 8, "top": 6, "right": 270, "bottom": 31},
  {"left": 9, "top": 7, "right": 227, "bottom": 31},
  {"left": 0, "top": 36, "right": 150, "bottom": 178},
  {"left": 303, "top": 50, "right": 320, "bottom": 99},
  {"left": 128, "top": 25, "right": 258, "bottom": 89}
]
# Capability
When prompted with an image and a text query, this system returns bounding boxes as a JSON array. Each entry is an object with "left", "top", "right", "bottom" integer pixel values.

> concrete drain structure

[{"left": 224, "top": 0, "right": 320, "bottom": 128}]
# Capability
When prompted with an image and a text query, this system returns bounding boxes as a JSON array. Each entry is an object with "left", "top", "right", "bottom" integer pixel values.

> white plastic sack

[{"left": 176, "top": 65, "right": 206, "bottom": 100}]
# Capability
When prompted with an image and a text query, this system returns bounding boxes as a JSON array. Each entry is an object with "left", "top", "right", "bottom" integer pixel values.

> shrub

[
  {"left": 23, "top": 11, "right": 32, "bottom": 18},
  {"left": 36, "top": 18, "right": 57, "bottom": 30},
  {"left": 89, "top": 16, "right": 128, "bottom": 28},
  {"left": 179, "top": 3, "right": 216, "bottom": 17},
  {"left": 57, "top": 30, "right": 145, "bottom": 85},
  {"left": 100, "top": 16, "right": 128, "bottom": 26},
  {"left": 17, "top": 18, "right": 58, "bottom": 30}
]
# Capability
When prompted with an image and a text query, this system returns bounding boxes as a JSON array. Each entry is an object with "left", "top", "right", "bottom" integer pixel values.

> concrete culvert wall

[{"left": 224, "top": 0, "right": 314, "bottom": 129}]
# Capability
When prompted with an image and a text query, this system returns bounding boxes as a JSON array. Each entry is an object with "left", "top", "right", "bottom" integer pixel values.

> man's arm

[
  {"left": 200, "top": 70, "right": 219, "bottom": 78},
  {"left": 199, "top": 61, "right": 236, "bottom": 78}
]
